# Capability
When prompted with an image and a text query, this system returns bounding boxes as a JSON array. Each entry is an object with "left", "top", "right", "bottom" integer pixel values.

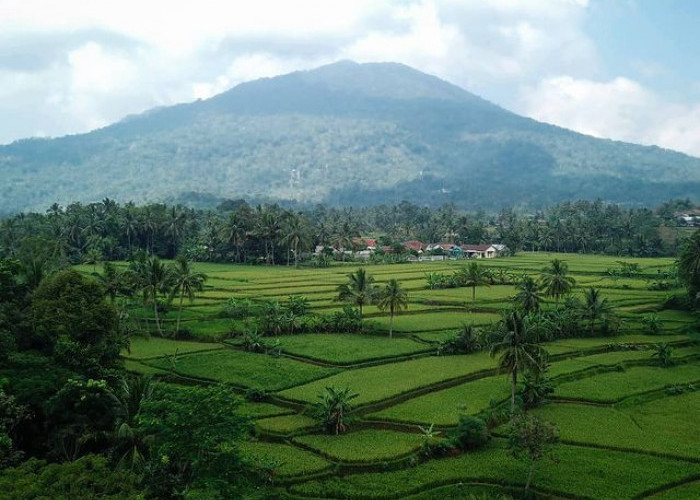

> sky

[{"left": 1, "top": 0, "right": 699, "bottom": 156}]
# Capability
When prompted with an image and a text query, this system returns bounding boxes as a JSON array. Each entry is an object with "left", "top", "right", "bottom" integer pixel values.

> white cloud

[
  {"left": 1, "top": 0, "right": 696, "bottom": 160},
  {"left": 519, "top": 75, "right": 700, "bottom": 156}
]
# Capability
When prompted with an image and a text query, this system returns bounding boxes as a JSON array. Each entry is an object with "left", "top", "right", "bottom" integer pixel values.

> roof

[
  {"left": 461, "top": 244, "right": 494, "bottom": 252},
  {"left": 352, "top": 237, "right": 377, "bottom": 247},
  {"left": 403, "top": 240, "right": 425, "bottom": 251}
]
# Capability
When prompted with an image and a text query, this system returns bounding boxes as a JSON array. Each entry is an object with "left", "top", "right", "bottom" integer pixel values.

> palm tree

[
  {"left": 514, "top": 276, "right": 543, "bottom": 314},
  {"left": 332, "top": 221, "right": 357, "bottom": 261},
  {"left": 255, "top": 206, "right": 281, "bottom": 265},
  {"left": 164, "top": 206, "right": 186, "bottom": 258},
  {"left": 458, "top": 262, "right": 489, "bottom": 301},
  {"left": 582, "top": 287, "right": 614, "bottom": 336},
  {"left": 114, "top": 375, "right": 153, "bottom": 471},
  {"left": 221, "top": 212, "right": 247, "bottom": 263},
  {"left": 376, "top": 279, "right": 409, "bottom": 338},
  {"left": 282, "top": 213, "right": 311, "bottom": 267},
  {"left": 96, "top": 262, "right": 124, "bottom": 303},
  {"left": 129, "top": 255, "right": 172, "bottom": 336},
  {"left": 123, "top": 207, "right": 139, "bottom": 255},
  {"left": 678, "top": 230, "right": 700, "bottom": 298},
  {"left": 336, "top": 268, "right": 377, "bottom": 320},
  {"left": 169, "top": 256, "right": 207, "bottom": 334},
  {"left": 540, "top": 259, "right": 576, "bottom": 302},
  {"left": 489, "top": 310, "right": 547, "bottom": 413}
]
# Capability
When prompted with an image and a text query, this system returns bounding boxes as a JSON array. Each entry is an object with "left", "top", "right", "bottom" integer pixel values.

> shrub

[
  {"left": 245, "top": 388, "right": 268, "bottom": 402},
  {"left": 220, "top": 297, "right": 252, "bottom": 319},
  {"left": 436, "top": 325, "right": 482, "bottom": 355},
  {"left": 451, "top": 415, "right": 489, "bottom": 451}
]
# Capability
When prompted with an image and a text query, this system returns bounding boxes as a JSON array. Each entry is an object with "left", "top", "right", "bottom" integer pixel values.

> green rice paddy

[{"left": 116, "top": 252, "right": 699, "bottom": 499}]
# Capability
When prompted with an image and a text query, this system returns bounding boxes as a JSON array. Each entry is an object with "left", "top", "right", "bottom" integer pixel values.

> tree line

[{"left": 0, "top": 198, "right": 694, "bottom": 271}]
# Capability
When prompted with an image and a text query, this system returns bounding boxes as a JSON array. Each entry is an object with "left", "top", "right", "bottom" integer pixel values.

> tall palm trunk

[
  {"left": 389, "top": 308, "right": 394, "bottom": 339},
  {"left": 511, "top": 368, "right": 518, "bottom": 413},
  {"left": 176, "top": 288, "right": 185, "bottom": 334},
  {"left": 525, "top": 461, "right": 536, "bottom": 492},
  {"left": 153, "top": 294, "right": 162, "bottom": 336}
]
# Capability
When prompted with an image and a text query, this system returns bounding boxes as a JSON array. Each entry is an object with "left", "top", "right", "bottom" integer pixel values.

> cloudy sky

[{"left": 2, "top": 0, "right": 699, "bottom": 156}]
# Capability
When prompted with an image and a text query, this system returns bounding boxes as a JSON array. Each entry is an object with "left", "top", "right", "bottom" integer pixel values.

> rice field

[{"left": 118, "top": 252, "right": 699, "bottom": 499}]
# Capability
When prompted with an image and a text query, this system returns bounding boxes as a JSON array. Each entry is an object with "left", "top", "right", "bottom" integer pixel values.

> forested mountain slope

[{"left": 2, "top": 60, "right": 699, "bottom": 214}]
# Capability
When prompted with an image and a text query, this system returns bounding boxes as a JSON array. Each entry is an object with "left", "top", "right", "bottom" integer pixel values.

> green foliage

[
  {"left": 0, "top": 455, "right": 143, "bottom": 499},
  {"left": 451, "top": 415, "right": 489, "bottom": 451},
  {"left": 540, "top": 258, "right": 575, "bottom": 301},
  {"left": 138, "top": 384, "right": 254, "bottom": 498},
  {"left": 30, "top": 270, "right": 124, "bottom": 374},
  {"left": 46, "top": 378, "right": 120, "bottom": 461},
  {"left": 436, "top": 324, "right": 482, "bottom": 355},
  {"left": 678, "top": 229, "right": 700, "bottom": 304},
  {"left": 489, "top": 311, "right": 548, "bottom": 412},
  {"left": 652, "top": 343, "right": 674, "bottom": 367},
  {"left": 336, "top": 268, "right": 378, "bottom": 319},
  {"left": 314, "top": 386, "right": 358, "bottom": 435},
  {"left": 376, "top": 278, "right": 409, "bottom": 338},
  {"left": 0, "top": 384, "right": 29, "bottom": 467},
  {"left": 507, "top": 413, "right": 559, "bottom": 492}
]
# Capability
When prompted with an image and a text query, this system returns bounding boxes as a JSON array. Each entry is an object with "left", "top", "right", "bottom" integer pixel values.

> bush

[
  {"left": 245, "top": 387, "right": 268, "bottom": 402},
  {"left": 220, "top": 298, "right": 252, "bottom": 319},
  {"left": 451, "top": 415, "right": 489, "bottom": 451},
  {"left": 436, "top": 325, "right": 482, "bottom": 355}
]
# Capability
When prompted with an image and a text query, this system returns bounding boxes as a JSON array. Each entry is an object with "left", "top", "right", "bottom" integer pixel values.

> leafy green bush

[{"left": 451, "top": 415, "right": 489, "bottom": 450}]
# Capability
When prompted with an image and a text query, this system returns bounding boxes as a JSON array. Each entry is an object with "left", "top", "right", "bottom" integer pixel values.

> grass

[
  {"left": 544, "top": 334, "right": 690, "bottom": 356},
  {"left": 369, "top": 375, "right": 510, "bottom": 425},
  {"left": 548, "top": 344, "right": 700, "bottom": 378},
  {"left": 290, "top": 440, "right": 700, "bottom": 499},
  {"left": 535, "top": 391, "right": 700, "bottom": 459},
  {"left": 237, "top": 402, "right": 294, "bottom": 419},
  {"left": 256, "top": 414, "right": 318, "bottom": 434},
  {"left": 123, "top": 336, "right": 223, "bottom": 359},
  {"left": 372, "top": 311, "right": 501, "bottom": 332},
  {"left": 648, "top": 480, "right": 700, "bottom": 499},
  {"left": 554, "top": 361, "right": 700, "bottom": 402},
  {"left": 147, "top": 349, "right": 340, "bottom": 390},
  {"left": 278, "top": 352, "right": 497, "bottom": 406},
  {"left": 240, "top": 440, "right": 332, "bottom": 477},
  {"left": 276, "top": 333, "right": 431, "bottom": 363},
  {"left": 294, "top": 430, "right": 423, "bottom": 462}
]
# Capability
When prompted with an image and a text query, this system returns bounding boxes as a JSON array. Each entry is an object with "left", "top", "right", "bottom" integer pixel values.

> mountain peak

[{"left": 291, "top": 60, "right": 480, "bottom": 102}]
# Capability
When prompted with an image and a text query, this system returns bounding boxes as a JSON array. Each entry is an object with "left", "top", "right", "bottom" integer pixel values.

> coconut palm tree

[
  {"left": 582, "top": 287, "right": 614, "bottom": 336},
  {"left": 678, "top": 230, "right": 700, "bottom": 299},
  {"left": 376, "top": 279, "right": 409, "bottom": 338},
  {"left": 457, "top": 261, "right": 489, "bottom": 301},
  {"left": 514, "top": 276, "right": 543, "bottom": 314},
  {"left": 129, "top": 255, "right": 172, "bottom": 336},
  {"left": 221, "top": 212, "right": 247, "bottom": 263},
  {"left": 282, "top": 213, "right": 311, "bottom": 267},
  {"left": 489, "top": 310, "right": 547, "bottom": 413},
  {"left": 336, "top": 268, "right": 377, "bottom": 320},
  {"left": 540, "top": 259, "right": 576, "bottom": 302},
  {"left": 114, "top": 375, "right": 153, "bottom": 471},
  {"left": 169, "top": 256, "right": 207, "bottom": 334},
  {"left": 96, "top": 262, "right": 124, "bottom": 303}
]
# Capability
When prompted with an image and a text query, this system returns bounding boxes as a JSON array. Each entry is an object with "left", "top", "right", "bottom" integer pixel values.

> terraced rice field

[{"left": 119, "top": 252, "right": 699, "bottom": 499}]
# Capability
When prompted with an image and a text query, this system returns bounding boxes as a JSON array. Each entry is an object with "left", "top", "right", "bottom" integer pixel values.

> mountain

[{"left": 2, "top": 60, "right": 699, "bottom": 214}]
